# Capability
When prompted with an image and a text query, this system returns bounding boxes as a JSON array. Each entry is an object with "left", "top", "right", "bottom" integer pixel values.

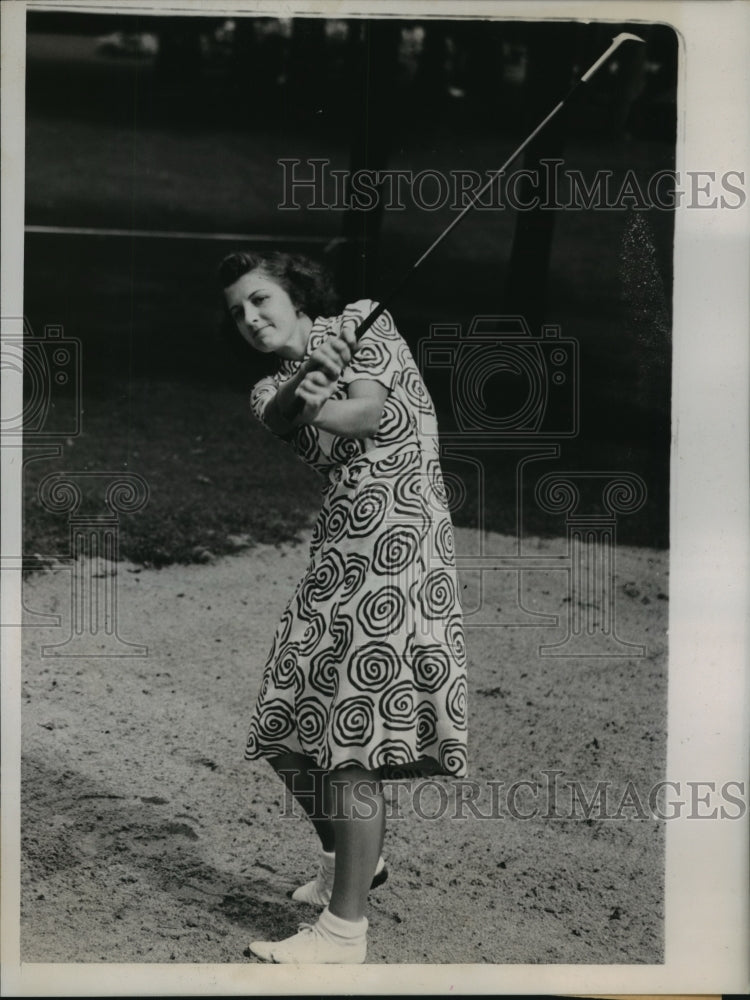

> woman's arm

[
  {"left": 266, "top": 371, "right": 387, "bottom": 440},
  {"left": 311, "top": 379, "right": 388, "bottom": 439},
  {"left": 262, "top": 332, "right": 355, "bottom": 436},
  {"left": 264, "top": 318, "right": 372, "bottom": 436},
  {"left": 262, "top": 316, "right": 394, "bottom": 438},
  {"left": 262, "top": 366, "right": 312, "bottom": 436}
]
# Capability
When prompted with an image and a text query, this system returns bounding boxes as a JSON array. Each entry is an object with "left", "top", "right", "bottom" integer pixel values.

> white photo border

[{"left": 2, "top": 0, "right": 748, "bottom": 995}]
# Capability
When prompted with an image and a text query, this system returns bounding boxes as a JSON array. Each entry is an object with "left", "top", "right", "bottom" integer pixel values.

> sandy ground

[{"left": 20, "top": 527, "right": 667, "bottom": 965}]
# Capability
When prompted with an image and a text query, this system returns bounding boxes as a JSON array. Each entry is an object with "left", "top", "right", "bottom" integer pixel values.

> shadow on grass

[
  {"left": 22, "top": 373, "right": 669, "bottom": 570},
  {"left": 23, "top": 380, "right": 320, "bottom": 567}
]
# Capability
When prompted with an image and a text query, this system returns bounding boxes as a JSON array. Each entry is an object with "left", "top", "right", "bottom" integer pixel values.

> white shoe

[
  {"left": 249, "top": 915, "right": 367, "bottom": 964},
  {"left": 290, "top": 854, "right": 388, "bottom": 906}
]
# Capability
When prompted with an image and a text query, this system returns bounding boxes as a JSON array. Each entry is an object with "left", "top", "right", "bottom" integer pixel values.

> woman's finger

[
  {"left": 340, "top": 318, "right": 358, "bottom": 351},
  {"left": 296, "top": 383, "right": 323, "bottom": 405},
  {"left": 308, "top": 353, "right": 341, "bottom": 378},
  {"left": 325, "top": 338, "right": 351, "bottom": 365},
  {"left": 311, "top": 336, "right": 352, "bottom": 367},
  {"left": 314, "top": 341, "right": 342, "bottom": 362},
  {"left": 300, "top": 373, "right": 336, "bottom": 401}
]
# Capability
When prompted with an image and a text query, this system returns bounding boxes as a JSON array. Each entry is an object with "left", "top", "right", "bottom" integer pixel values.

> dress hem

[{"left": 243, "top": 749, "right": 467, "bottom": 782}]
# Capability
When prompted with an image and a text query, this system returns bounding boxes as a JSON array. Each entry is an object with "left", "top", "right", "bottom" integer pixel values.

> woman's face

[{"left": 224, "top": 268, "right": 309, "bottom": 358}]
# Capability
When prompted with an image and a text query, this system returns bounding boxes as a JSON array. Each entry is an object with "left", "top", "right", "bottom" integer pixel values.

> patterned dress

[{"left": 245, "top": 300, "right": 467, "bottom": 779}]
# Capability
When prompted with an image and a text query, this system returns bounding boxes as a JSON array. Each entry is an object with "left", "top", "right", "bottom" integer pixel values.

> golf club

[{"left": 287, "top": 31, "right": 645, "bottom": 418}]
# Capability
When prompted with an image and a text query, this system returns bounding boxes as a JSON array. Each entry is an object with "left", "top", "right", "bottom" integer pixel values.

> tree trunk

[
  {"left": 503, "top": 23, "right": 580, "bottom": 329},
  {"left": 338, "top": 19, "right": 401, "bottom": 301}
]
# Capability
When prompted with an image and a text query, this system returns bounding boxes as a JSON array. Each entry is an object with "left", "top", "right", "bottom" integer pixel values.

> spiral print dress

[{"left": 245, "top": 300, "right": 467, "bottom": 779}]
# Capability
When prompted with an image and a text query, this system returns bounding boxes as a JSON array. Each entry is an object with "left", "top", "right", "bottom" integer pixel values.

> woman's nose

[{"left": 243, "top": 302, "right": 260, "bottom": 327}]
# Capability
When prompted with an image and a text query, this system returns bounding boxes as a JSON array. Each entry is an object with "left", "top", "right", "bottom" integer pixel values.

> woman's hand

[
  {"left": 267, "top": 319, "right": 361, "bottom": 431},
  {"left": 295, "top": 318, "right": 360, "bottom": 419},
  {"left": 304, "top": 327, "right": 353, "bottom": 381},
  {"left": 295, "top": 368, "right": 340, "bottom": 422}
]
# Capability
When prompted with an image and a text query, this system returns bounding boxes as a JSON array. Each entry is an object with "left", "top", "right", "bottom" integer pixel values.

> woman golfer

[{"left": 220, "top": 251, "right": 467, "bottom": 964}]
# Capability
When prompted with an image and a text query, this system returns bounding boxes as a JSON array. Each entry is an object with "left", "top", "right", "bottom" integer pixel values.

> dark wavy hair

[
  {"left": 217, "top": 251, "right": 340, "bottom": 378},
  {"left": 218, "top": 251, "right": 339, "bottom": 320}
]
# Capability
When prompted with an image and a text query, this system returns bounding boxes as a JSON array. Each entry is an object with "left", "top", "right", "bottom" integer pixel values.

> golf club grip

[{"left": 283, "top": 301, "right": 388, "bottom": 421}]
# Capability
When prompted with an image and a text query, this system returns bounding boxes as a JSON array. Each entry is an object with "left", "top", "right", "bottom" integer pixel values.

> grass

[
  {"left": 23, "top": 380, "right": 321, "bottom": 567},
  {"left": 21, "top": 32, "right": 674, "bottom": 566},
  {"left": 22, "top": 368, "right": 668, "bottom": 570}
]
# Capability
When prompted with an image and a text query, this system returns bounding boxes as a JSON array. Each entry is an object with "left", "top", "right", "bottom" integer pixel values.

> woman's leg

[
  {"left": 269, "top": 751, "right": 334, "bottom": 852},
  {"left": 325, "top": 765, "right": 385, "bottom": 921},
  {"left": 249, "top": 763, "right": 383, "bottom": 962}
]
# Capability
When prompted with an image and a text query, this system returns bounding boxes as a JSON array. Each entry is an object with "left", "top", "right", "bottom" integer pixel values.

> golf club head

[
  {"left": 581, "top": 32, "right": 646, "bottom": 82},
  {"left": 612, "top": 32, "right": 646, "bottom": 46}
]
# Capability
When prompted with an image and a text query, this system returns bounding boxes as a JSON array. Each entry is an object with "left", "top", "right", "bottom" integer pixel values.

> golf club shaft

[{"left": 286, "top": 32, "right": 644, "bottom": 421}]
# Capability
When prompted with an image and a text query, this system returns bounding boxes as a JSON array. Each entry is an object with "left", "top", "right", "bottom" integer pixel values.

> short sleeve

[
  {"left": 339, "top": 300, "right": 403, "bottom": 393},
  {"left": 249, "top": 375, "right": 278, "bottom": 426}
]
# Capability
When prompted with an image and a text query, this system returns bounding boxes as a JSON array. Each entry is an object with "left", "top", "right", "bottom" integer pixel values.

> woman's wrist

[
  {"left": 272, "top": 369, "right": 308, "bottom": 425},
  {"left": 273, "top": 388, "right": 294, "bottom": 425},
  {"left": 265, "top": 386, "right": 298, "bottom": 433}
]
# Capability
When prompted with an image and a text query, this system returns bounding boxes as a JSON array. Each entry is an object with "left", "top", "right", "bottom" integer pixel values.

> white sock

[{"left": 317, "top": 906, "right": 368, "bottom": 941}]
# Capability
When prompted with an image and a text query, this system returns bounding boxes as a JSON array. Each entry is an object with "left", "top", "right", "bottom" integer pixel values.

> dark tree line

[{"left": 27, "top": 13, "right": 676, "bottom": 311}]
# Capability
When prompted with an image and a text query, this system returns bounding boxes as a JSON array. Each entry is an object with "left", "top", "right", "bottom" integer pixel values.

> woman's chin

[
  {"left": 254, "top": 336, "right": 277, "bottom": 354},
  {"left": 256, "top": 330, "right": 283, "bottom": 352}
]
